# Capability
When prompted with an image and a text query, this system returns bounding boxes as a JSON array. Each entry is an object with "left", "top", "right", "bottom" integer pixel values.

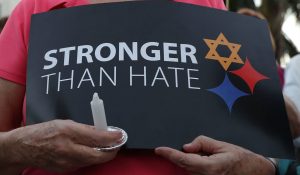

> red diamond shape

[{"left": 230, "top": 58, "right": 269, "bottom": 94}]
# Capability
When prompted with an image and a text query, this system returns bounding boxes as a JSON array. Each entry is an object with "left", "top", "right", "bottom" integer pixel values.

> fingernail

[
  {"left": 154, "top": 148, "right": 161, "bottom": 154},
  {"left": 109, "top": 130, "right": 122, "bottom": 134},
  {"left": 184, "top": 143, "right": 192, "bottom": 147},
  {"left": 110, "top": 131, "right": 123, "bottom": 136}
]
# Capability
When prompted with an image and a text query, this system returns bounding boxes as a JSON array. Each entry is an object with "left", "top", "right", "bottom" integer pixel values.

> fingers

[
  {"left": 155, "top": 147, "right": 211, "bottom": 170},
  {"left": 49, "top": 133, "right": 120, "bottom": 171},
  {"left": 237, "top": 8, "right": 266, "bottom": 20},
  {"left": 183, "top": 136, "right": 225, "bottom": 154},
  {"left": 42, "top": 144, "right": 119, "bottom": 172},
  {"left": 8, "top": 120, "right": 122, "bottom": 173},
  {"left": 59, "top": 120, "right": 123, "bottom": 147},
  {"left": 71, "top": 144, "right": 119, "bottom": 165}
]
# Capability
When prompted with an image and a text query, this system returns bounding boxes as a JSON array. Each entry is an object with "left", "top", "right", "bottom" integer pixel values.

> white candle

[{"left": 90, "top": 92, "right": 108, "bottom": 130}]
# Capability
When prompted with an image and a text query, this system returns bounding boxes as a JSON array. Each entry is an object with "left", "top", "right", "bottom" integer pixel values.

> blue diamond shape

[{"left": 208, "top": 74, "right": 249, "bottom": 111}]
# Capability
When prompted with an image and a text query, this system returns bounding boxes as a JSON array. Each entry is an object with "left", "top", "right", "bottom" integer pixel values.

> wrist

[
  {"left": 266, "top": 157, "right": 278, "bottom": 175},
  {"left": 0, "top": 131, "right": 26, "bottom": 173},
  {"left": 258, "top": 155, "right": 277, "bottom": 175}
]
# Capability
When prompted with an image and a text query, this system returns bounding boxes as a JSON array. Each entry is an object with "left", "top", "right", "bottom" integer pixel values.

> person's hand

[
  {"left": 0, "top": 119, "right": 122, "bottom": 173},
  {"left": 237, "top": 8, "right": 266, "bottom": 20},
  {"left": 155, "top": 136, "right": 275, "bottom": 175}
]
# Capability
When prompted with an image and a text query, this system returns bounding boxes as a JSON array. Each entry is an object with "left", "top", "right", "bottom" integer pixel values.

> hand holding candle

[{"left": 90, "top": 92, "right": 128, "bottom": 151}]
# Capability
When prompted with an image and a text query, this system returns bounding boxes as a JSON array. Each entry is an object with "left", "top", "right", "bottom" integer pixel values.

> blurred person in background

[
  {"left": 284, "top": 54, "right": 300, "bottom": 115},
  {"left": 237, "top": 8, "right": 284, "bottom": 87},
  {"left": 238, "top": 8, "right": 300, "bottom": 139},
  {"left": 284, "top": 54, "right": 300, "bottom": 160},
  {"left": 238, "top": 7, "right": 300, "bottom": 175}
]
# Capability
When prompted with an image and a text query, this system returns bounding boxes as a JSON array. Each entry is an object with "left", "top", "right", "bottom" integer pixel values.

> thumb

[
  {"left": 183, "top": 135, "right": 224, "bottom": 154},
  {"left": 155, "top": 147, "right": 211, "bottom": 169}
]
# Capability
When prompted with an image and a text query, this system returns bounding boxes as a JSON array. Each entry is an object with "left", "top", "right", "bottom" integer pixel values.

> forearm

[
  {"left": 0, "top": 78, "right": 25, "bottom": 132},
  {"left": 0, "top": 132, "right": 25, "bottom": 175}
]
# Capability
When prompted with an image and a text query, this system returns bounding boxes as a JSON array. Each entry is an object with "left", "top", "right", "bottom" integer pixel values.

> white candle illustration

[{"left": 91, "top": 92, "right": 108, "bottom": 130}]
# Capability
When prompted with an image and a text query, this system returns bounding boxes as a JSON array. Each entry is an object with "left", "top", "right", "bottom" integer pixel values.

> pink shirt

[{"left": 0, "top": 0, "right": 226, "bottom": 174}]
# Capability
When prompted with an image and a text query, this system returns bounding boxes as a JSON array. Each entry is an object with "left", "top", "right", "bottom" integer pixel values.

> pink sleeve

[
  {"left": 0, "top": 0, "right": 96, "bottom": 86},
  {"left": 0, "top": 2, "right": 31, "bottom": 85}
]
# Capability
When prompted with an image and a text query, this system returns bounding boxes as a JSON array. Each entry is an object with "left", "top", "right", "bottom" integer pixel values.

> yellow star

[{"left": 204, "top": 33, "right": 244, "bottom": 70}]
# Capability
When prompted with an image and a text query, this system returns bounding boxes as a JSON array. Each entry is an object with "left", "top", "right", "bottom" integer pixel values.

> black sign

[{"left": 27, "top": 1, "right": 294, "bottom": 159}]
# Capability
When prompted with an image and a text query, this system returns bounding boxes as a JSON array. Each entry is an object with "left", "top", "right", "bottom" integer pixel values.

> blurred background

[
  {"left": 1, "top": 0, "right": 299, "bottom": 66},
  {"left": 226, "top": 0, "right": 300, "bottom": 67},
  {"left": 0, "top": 0, "right": 18, "bottom": 18}
]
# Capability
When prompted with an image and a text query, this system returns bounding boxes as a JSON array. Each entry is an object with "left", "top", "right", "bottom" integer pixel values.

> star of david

[{"left": 204, "top": 33, "right": 244, "bottom": 70}]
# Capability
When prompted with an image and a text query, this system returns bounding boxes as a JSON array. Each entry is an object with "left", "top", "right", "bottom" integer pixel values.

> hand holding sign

[
  {"left": 155, "top": 136, "right": 276, "bottom": 175},
  {"left": 27, "top": 1, "right": 294, "bottom": 158},
  {"left": 2, "top": 120, "right": 122, "bottom": 172}
]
